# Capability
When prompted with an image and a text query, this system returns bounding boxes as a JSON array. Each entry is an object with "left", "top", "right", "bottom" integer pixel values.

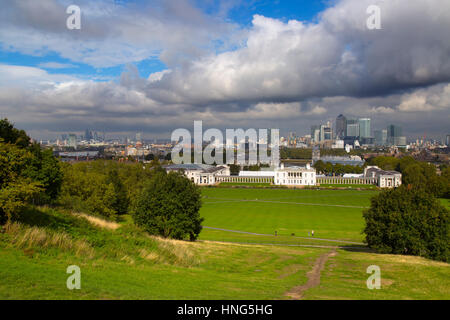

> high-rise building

[
  {"left": 335, "top": 114, "right": 347, "bottom": 139},
  {"left": 374, "top": 129, "right": 388, "bottom": 146},
  {"left": 446, "top": 134, "right": 450, "bottom": 146},
  {"left": 358, "top": 118, "right": 371, "bottom": 139},
  {"left": 346, "top": 120, "right": 360, "bottom": 138},
  {"left": 318, "top": 121, "right": 333, "bottom": 141},
  {"left": 311, "top": 125, "right": 320, "bottom": 143},
  {"left": 68, "top": 134, "right": 77, "bottom": 149},
  {"left": 84, "top": 129, "right": 93, "bottom": 141},
  {"left": 387, "top": 125, "right": 403, "bottom": 145}
]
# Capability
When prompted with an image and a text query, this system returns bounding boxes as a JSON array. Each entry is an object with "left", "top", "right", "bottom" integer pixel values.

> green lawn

[{"left": 200, "top": 188, "right": 376, "bottom": 242}]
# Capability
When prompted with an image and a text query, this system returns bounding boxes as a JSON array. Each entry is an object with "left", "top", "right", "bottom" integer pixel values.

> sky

[{"left": 0, "top": 0, "right": 449, "bottom": 141}]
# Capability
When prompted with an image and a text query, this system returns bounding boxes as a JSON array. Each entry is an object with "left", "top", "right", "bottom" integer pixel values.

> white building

[
  {"left": 274, "top": 164, "right": 316, "bottom": 186},
  {"left": 165, "top": 164, "right": 230, "bottom": 186},
  {"left": 364, "top": 166, "right": 402, "bottom": 188}
]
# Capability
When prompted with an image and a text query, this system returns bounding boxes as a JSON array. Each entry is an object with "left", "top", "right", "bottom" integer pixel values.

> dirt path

[{"left": 285, "top": 249, "right": 337, "bottom": 300}]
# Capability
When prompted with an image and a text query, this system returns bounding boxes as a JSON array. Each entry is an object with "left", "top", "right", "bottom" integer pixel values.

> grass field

[
  {"left": 1, "top": 187, "right": 448, "bottom": 300},
  {"left": 200, "top": 188, "right": 375, "bottom": 242}
]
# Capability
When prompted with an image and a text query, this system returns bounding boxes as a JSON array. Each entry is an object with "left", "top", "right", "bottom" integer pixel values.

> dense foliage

[
  {"left": 0, "top": 119, "right": 62, "bottom": 223},
  {"left": 363, "top": 186, "right": 449, "bottom": 262},
  {"left": 132, "top": 170, "right": 203, "bottom": 240},
  {"left": 367, "top": 156, "right": 449, "bottom": 198},
  {"left": 0, "top": 143, "right": 42, "bottom": 223},
  {"left": 58, "top": 160, "right": 154, "bottom": 219},
  {"left": 313, "top": 160, "right": 364, "bottom": 175}
]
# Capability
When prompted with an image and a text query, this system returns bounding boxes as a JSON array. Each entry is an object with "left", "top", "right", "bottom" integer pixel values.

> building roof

[
  {"left": 164, "top": 164, "right": 227, "bottom": 174},
  {"left": 365, "top": 166, "right": 401, "bottom": 177}
]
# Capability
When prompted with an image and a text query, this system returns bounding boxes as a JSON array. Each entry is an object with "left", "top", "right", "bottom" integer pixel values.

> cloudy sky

[{"left": 0, "top": 0, "right": 449, "bottom": 140}]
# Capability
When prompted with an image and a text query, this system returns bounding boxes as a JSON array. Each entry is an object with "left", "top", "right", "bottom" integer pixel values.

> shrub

[
  {"left": 132, "top": 170, "right": 203, "bottom": 241},
  {"left": 363, "top": 186, "right": 449, "bottom": 262}
]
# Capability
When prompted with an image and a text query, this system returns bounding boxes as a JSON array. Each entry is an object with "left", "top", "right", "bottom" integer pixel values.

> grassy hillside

[
  {"left": 0, "top": 204, "right": 448, "bottom": 300},
  {"left": 0, "top": 207, "right": 325, "bottom": 300}
]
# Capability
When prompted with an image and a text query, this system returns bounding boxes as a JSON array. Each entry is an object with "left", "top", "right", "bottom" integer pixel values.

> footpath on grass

[
  {"left": 203, "top": 226, "right": 366, "bottom": 245},
  {"left": 285, "top": 249, "right": 338, "bottom": 300}
]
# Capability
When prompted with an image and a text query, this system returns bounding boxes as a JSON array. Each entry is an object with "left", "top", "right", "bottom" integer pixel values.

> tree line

[{"left": 0, "top": 119, "right": 203, "bottom": 240}]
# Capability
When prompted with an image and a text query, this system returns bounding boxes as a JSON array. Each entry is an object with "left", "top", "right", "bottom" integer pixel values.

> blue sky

[{"left": 1, "top": 0, "right": 328, "bottom": 81}]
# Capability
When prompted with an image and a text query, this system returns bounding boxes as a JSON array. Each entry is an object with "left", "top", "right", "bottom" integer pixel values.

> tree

[
  {"left": 230, "top": 164, "right": 240, "bottom": 176},
  {"left": 0, "top": 119, "right": 31, "bottom": 148},
  {"left": 25, "top": 144, "right": 63, "bottom": 203},
  {"left": 313, "top": 160, "right": 325, "bottom": 174},
  {"left": 106, "top": 168, "right": 129, "bottom": 215},
  {"left": 132, "top": 171, "right": 203, "bottom": 241},
  {"left": 363, "top": 186, "right": 449, "bottom": 262},
  {"left": 402, "top": 164, "right": 425, "bottom": 186},
  {"left": 0, "top": 143, "right": 42, "bottom": 223},
  {"left": 0, "top": 119, "right": 62, "bottom": 203}
]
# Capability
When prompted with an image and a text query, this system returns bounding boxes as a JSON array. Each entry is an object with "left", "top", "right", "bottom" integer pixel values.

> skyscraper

[
  {"left": 68, "top": 134, "right": 77, "bottom": 149},
  {"left": 358, "top": 118, "right": 371, "bottom": 138},
  {"left": 374, "top": 129, "right": 388, "bottom": 146},
  {"left": 387, "top": 125, "right": 408, "bottom": 146},
  {"left": 84, "top": 129, "right": 91, "bottom": 141},
  {"left": 320, "top": 122, "right": 333, "bottom": 141},
  {"left": 346, "top": 120, "right": 359, "bottom": 138},
  {"left": 335, "top": 114, "right": 347, "bottom": 139},
  {"left": 311, "top": 125, "right": 320, "bottom": 143}
]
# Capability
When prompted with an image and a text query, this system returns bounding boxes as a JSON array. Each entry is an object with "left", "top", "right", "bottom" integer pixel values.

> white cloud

[{"left": 38, "top": 62, "right": 77, "bottom": 69}]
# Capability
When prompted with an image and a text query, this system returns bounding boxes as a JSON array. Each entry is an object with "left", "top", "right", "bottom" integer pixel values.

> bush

[
  {"left": 363, "top": 186, "right": 449, "bottom": 262},
  {"left": 132, "top": 170, "right": 203, "bottom": 241}
]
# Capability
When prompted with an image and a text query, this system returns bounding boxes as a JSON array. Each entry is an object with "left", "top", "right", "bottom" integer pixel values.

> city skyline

[{"left": 1, "top": 0, "right": 449, "bottom": 140}]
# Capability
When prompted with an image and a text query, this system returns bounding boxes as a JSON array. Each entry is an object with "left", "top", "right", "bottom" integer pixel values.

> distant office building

[
  {"left": 84, "top": 129, "right": 93, "bottom": 141},
  {"left": 136, "top": 133, "right": 142, "bottom": 142},
  {"left": 394, "top": 136, "right": 407, "bottom": 146},
  {"left": 311, "top": 125, "right": 320, "bottom": 143},
  {"left": 335, "top": 114, "right": 347, "bottom": 139},
  {"left": 387, "top": 125, "right": 406, "bottom": 146},
  {"left": 374, "top": 129, "right": 388, "bottom": 146},
  {"left": 320, "top": 122, "right": 333, "bottom": 141},
  {"left": 346, "top": 120, "right": 360, "bottom": 138},
  {"left": 358, "top": 118, "right": 371, "bottom": 139},
  {"left": 68, "top": 134, "right": 77, "bottom": 149},
  {"left": 446, "top": 134, "right": 450, "bottom": 146}
]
